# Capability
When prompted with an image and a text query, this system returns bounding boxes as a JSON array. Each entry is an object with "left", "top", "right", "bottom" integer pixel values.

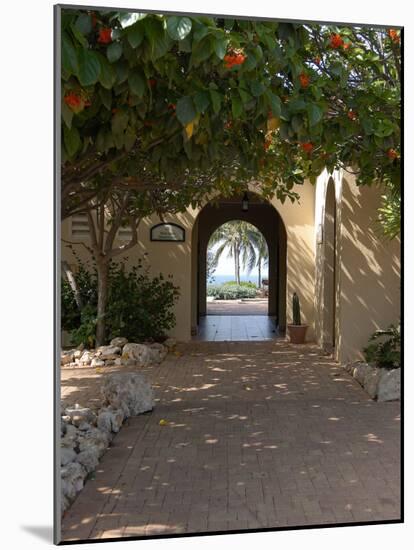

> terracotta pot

[{"left": 287, "top": 324, "right": 308, "bottom": 344}]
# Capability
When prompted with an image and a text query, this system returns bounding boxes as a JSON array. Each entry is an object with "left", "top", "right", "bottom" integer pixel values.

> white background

[{"left": 0, "top": 0, "right": 411, "bottom": 548}]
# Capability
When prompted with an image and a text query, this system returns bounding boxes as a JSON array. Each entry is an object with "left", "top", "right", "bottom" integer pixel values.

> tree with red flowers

[{"left": 60, "top": 9, "right": 401, "bottom": 343}]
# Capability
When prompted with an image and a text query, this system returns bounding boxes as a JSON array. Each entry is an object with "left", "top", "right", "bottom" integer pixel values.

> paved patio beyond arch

[{"left": 61, "top": 341, "right": 400, "bottom": 542}]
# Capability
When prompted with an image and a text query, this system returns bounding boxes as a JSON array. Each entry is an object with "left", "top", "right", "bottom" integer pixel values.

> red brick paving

[{"left": 61, "top": 341, "right": 401, "bottom": 541}]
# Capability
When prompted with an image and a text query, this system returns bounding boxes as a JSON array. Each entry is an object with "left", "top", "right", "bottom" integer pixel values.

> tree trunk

[
  {"left": 235, "top": 244, "right": 240, "bottom": 285},
  {"left": 258, "top": 256, "right": 262, "bottom": 288},
  {"left": 62, "top": 260, "right": 83, "bottom": 310},
  {"left": 95, "top": 259, "right": 109, "bottom": 347}
]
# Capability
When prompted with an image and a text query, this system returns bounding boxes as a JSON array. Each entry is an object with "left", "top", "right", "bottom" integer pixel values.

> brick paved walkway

[{"left": 61, "top": 341, "right": 401, "bottom": 541}]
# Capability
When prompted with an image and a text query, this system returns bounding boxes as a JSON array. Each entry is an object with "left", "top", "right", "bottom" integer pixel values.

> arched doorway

[
  {"left": 191, "top": 192, "right": 287, "bottom": 340},
  {"left": 322, "top": 180, "right": 337, "bottom": 350}
]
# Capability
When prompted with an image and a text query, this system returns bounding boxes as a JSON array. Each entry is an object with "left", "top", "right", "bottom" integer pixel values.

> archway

[
  {"left": 322, "top": 180, "right": 337, "bottom": 349},
  {"left": 191, "top": 192, "right": 287, "bottom": 340}
]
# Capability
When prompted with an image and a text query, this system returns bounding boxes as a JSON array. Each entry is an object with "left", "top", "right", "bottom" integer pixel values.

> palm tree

[
  {"left": 247, "top": 230, "right": 269, "bottom": 288},
  {"left": 208, "top": 221, "right": 262, "bottom": 284}
]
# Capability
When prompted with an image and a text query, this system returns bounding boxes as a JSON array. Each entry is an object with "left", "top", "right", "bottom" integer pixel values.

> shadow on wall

[{"left": 337, "top": 178, "right": 400, "bottom": 362}]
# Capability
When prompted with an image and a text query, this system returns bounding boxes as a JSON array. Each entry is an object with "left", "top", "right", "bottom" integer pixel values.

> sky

[{"left": 209, "top": 243, "right": 268, "bottom": 280}]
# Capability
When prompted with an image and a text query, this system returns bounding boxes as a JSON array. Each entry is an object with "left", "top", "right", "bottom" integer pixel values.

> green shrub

[
  {"left": 363, "top": 322, "right": 401, "bottom": 369},
  {"left": 222, "top": 280, "right": 257, "bottom": 289},
  {"left": 207, "top": 284, "right": 257, "bottom": 299},
  {"left": 61, "top": 259, "right": 180, "bottom": 346}
]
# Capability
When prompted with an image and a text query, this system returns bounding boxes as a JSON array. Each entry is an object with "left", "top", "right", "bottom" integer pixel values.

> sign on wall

[{"left": 150, "top": 223, "right": 185, "bottom": 242}]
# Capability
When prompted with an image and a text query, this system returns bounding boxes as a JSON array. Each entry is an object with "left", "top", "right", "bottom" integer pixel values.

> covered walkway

[{"left": 61, "top": 341, "right": 400, "bottom": 541}]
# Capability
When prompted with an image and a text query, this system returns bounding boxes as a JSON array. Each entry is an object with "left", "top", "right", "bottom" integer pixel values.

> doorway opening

[{"left": 191, "top": 193, "right": 287, "bottom": 341}]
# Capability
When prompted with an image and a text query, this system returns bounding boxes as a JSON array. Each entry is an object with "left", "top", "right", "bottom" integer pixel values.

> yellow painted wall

[{"left": 62, "top": 174, "right": 400, "bottom": 362}]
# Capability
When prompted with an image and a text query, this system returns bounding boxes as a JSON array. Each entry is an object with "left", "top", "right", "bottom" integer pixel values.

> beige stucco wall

[
  {"left": 62, "top": 173, "right": 400, "bottom": 362},
  {"left": 314, "top": 169, "right": 401, "bottom": 363}
]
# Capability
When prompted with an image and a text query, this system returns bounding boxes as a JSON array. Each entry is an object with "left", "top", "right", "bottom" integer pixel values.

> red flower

[
  {"left": 224, "top": 120, "right": 233, "bottom": 130},
  {"left": 330, "top": 33, "right": 344, "bottom": 49},
  {"left": 388, "top": 29, "right": 400, "bottom": 44},
  {"left": 167, "top": 103, "right": 176, "bottom": 111},
  {"left": 64, "top": 92, "right": 83, "bottom": 111},
  {"left": 300, "top": 142, "right": 314, "bottom": 154},
  {"left": 314, "top": 56, "right": 321, "bottom": 65},
  {"left": 98, "top": 27, "right": 112, "bottom": 44},
  {"left": 299, "top": 72, "right": 310, "bottom": 88},
  {"left": 343, "top": 42, "right": 351, "bottom": 50},
  {"left": 224, "top": 53, "right": 246, "bottom": 69},
  {"left": 264, "top": 141, "right": 271, "bottom": 151},
  {"left": 148, "top": 78, "right": 157, "bottom": 88},
  {"left": 387, "top": 148, "right": 398, "bottom": 160},
  {"left": 347, "top": 109, "right": 357, "bottom": 120}
]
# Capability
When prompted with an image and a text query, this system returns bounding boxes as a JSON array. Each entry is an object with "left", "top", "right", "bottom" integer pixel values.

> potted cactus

[{"left": 287, "top": 292, "right": 308, "bottom": 344}]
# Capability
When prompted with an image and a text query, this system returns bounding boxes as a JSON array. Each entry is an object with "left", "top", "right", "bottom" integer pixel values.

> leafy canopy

[{"left": 61, "top": 9, "right": 401, "bottom": 233}]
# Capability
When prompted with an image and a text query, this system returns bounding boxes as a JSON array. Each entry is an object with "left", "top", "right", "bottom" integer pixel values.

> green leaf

[
  {"left": 250, "top": 80, "right": 266, "bottom": 97},
  {"left": 128, "top": 71, "right": 145, "bottom": 98},
  {"left": 97, "top": 54, "right": 116, "bottom": 89},
  {"left": 61, "top": 100, "right": 73, "bottom": 129},
  {"left": 127, "top": 22, "right": 144, "bottom": 48},
  {"left": 63, "top": 125, "right": 81, "bottom": 157},
  {"left": 232, "top": 93, "right": 243, "bottom": 118},
  {"left": 77, "top": 48, "right": 100, "bottom": 86},
  {"left": 145, "top": 19, "right": 173, "bottom": 61},
  {"left": 107, "top": 42, "right": 123, "bottom": 63},
  {"left": 70, "top": 22, "right": 88, "bottom": 47},
  {"left": 112, "top": 110, "right": 129, "bottom": 135},
  {"left": 239, "top": 88, "right": 252, "bottom": 104},
  {"left": 213, "top": 37, "right": 228, "bottom": 60},
  {"left": 190, "top": 37, "right": 213, "bottom": 67},
  {"left": 119, "top": 12, "right": 146, "bottom": 29},
  {"left": 61, "top": 34, "right": 78, "bottom": 75},
  {"left": 124, "top": 126, "right": 136, "bottom": 150},
  {"left": 307, "top": 104, "right": 323, "bottom": 126},
  {"left": 115, "top": 61, "right": 129, "bottom": 84},
  {"left": 209, "top": 90, "right": 222, "bottom": 114},
  {"left": 166, "top": 16, "right": 192, "bottom": 40},
  {"left": 74, "top": 14, "right": 92, "bottom": 35},
  {"left": 265, "top": 91, "right": 281, "bottom": 117},
  {"left": 176, "top": 96, "right": 197, "bottom": 125},
  {"left": 99, "top": 87, "right": 112, "bottom": 110},
  {"left": 194, "top": 91, "right": 210, "bottom": 114}
]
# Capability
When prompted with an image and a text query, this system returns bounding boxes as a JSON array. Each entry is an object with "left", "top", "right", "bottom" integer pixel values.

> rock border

[
  {"left": 61, "top": 337, "right": 177, "bottom": 368},
  {"left": 60, "top": 371, "right": 155, "bottom": 516},
  {"left": 342, "top": 361, "right": 400, "bottom": 401}
]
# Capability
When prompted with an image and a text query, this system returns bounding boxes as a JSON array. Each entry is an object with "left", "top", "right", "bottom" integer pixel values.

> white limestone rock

[
  {"left": 91, "top": 358, "right": 105, "bottom": 368},
  {"left": 65, "top": 405, "right": 97, "bottom": 428},
  {"left": 78, "top": 427, "right": 111, "bottom": 457},
  {"left": 61, "top": 462, "right": 87, "bottom": 502},
  {"left": 147, "top": 343, "right": 167, "bottom": 364},
  {"left": 61, "top": 351, "right": 74, "bottom": 366},
  {"left": 122, "top": 343, "right": 152, "bottom": 367},
  {"left": 61, "top": 447, "right": 77, "bottom": 466},
  {"left": 96, "top": 345, "right": 121, "bottom": 360},
  {"left": 79, "top": 351, "right": 94, "bottom": 365},
  {"left": 164, "top": 338, "right": 177, "bottom": 350},
  {"left": 97, "top": 407, "right": 125, "bottom": 433},
  {"left": 352, "top": 362, "right": 371, "bottom": 386},
  {"left": 377, "top": 368, "right": 401, "bottom": 402},
  {"left": 101, "top": 372, "right": 154, "bottom": 417},
  {"left": 73, "top": 349, "right": 83, "bottom": 360},
  {"left": 364, "top": 368, "right": 382, "bottom": 399},
  {"left": 76, "top": 448, "right": 100, "bottom": 473},
  {"left": 110, "top": 337, "right": 128, "bottom": 348}
]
